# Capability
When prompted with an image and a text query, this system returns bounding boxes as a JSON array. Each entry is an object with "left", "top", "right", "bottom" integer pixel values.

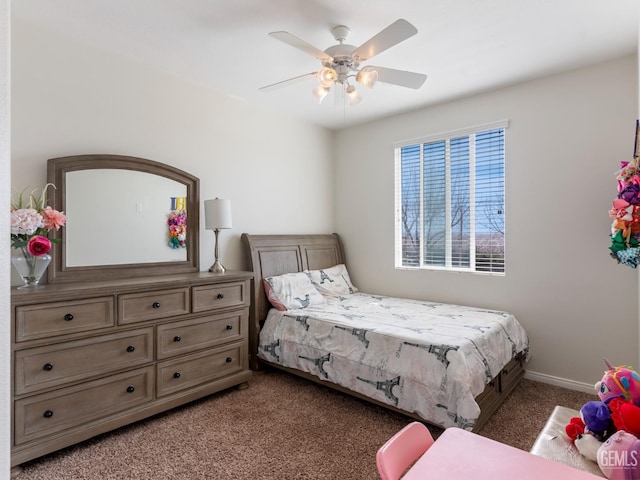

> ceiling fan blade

[
  {"left": 368, "top": 66, "right": 427, "bottom": 89},
  {"left": 259, "top": 72, "right": 317, "bottom": 93},
  {"left": 353, "top": 19, "right": 418, "bottom": 62},
  {"left": 269, "top": 31, "right": 333, "bottom": 63}
]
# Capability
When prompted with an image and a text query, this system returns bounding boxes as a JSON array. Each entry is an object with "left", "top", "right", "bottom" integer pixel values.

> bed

[{"left": 241, "top": 233, "right": 529, "bottom": 431}]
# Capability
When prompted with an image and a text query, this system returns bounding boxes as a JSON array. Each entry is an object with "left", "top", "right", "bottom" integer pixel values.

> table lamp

[{"left": 204, "top": 198, "right": 232, "bottom": 273}]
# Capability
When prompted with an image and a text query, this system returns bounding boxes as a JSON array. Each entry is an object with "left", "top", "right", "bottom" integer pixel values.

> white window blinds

[{"left": 394, "top": 121, "right": 507, "bottom": 274}]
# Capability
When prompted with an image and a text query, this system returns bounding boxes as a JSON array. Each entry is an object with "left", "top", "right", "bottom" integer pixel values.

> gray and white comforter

[{"left": 258, "top": 293, "right": 529, "bottom": 429}]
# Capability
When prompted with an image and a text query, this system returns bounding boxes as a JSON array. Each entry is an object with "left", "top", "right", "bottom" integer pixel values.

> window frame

[{"left": 393, "top": 119, "right": 509, "bottom": 275}]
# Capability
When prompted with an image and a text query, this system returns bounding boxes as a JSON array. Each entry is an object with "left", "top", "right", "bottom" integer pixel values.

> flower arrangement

[
  {"left": 11, "top": 183, "right": 66, "bottom": 287},
  {"left": 11, "top": 183, "right": 66, "bottom": 255}
]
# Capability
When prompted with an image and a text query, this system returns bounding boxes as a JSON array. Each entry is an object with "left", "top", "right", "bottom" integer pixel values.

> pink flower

[
  {"left": 27, "top": 235, "right": 52, "bottom": 256},
  {"left": 41, "top": 206, "right": 67, "bottom": 231}
]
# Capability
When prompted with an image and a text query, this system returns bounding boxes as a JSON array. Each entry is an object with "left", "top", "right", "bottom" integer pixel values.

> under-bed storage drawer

[
  {"left": 15, "top": 328, "right": 154, "bottom": 395},
  {"left": 474, "top": 376, "right": 502, "bottom": 418},
  {"left": 14, "top": 366, "right": 154, "bottom": 445},
  {"left": 156, "top": 311, "right": 247, "bottom": 360},
  {"left": 156, "top": 343, "right": 245, "bottom": 397},
  {"left": 499, "top": 355, "right": 525, "bottom": 394},
  {"left": 118, "top": 288, "right": 190, "bottom": 325},
  {"left": 15, "top": 297, "right": 114, "bottom": 342}
]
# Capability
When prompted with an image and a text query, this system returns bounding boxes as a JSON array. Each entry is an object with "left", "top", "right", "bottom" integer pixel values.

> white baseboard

[{"left": 524, "top": 370, "right": 596, "bottom": 394}]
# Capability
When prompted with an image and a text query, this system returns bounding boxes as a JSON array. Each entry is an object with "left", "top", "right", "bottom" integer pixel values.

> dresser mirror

[{"left": 47, "top": 154, "right": 200, "bottom": 283}]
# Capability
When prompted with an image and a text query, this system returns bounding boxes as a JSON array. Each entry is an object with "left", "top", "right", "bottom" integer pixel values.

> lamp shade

[
  {"left": 312, "top": 85, "right": 330, "bottom": 104},
  {"left": 356, "top": 68, "right": 378, "bottom": 90},
  {"left": 316, "top": 67, "right": 337, "bottom": 88},
  {"left": 346, "top": 85, "right": 362, "bottom": 106},
  {"left": 204, "top": 198, "right": 232, "bottom": 230}
]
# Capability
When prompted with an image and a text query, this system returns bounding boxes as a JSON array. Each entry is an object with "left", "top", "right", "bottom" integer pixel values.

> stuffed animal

[
  {"left": 566, "top": 416, "right": 586, "bottom": 441},
  {"left": 575, "top": 433, "right": 602, "bottom": 462},
  {"left": 570, "top": 402, "right": 618, "bottom": 463},
  {"left": 609, "top": 397, "right": 640, "bottom": 437},
  {"left": 597, "top": 430, "right": 640, "bottom": 479},
  {"left": 566, "top": 360, "right": 640, "bottom": 467},
  {"left": 581, "top": 400, "right": 616, "bottom": 441},
  {"left": 596, "top": 359, "right": 640, "bottom": 406}
]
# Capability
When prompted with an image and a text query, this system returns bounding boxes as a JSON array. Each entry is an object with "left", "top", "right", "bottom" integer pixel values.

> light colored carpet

[{"left": 17, "top": 369, "right": 595, "bottom": 479}]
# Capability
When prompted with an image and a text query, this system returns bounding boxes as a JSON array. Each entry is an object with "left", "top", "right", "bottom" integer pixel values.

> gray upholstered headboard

[{"left": 240, "top": 233, "right": 345, "bottom": 369}]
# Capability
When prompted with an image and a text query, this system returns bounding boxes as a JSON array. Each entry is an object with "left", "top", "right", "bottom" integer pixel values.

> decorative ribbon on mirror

[{"left": 167, "top": 196, "right": 187, "bottom": 249}]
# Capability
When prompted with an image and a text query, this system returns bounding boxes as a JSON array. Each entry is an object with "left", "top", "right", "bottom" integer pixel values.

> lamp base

[{"left": 208, "top": 260, "right": 226, "bottom": 273}]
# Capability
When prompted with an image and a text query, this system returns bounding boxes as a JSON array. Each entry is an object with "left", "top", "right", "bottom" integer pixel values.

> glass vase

[{"left": 11, "top": 248, "right": 52, "bottom": 289}]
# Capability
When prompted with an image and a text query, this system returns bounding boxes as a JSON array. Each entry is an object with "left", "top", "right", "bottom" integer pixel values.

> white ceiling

[{"left": 11, "top": 0, "right": 640, "bottom": 130}]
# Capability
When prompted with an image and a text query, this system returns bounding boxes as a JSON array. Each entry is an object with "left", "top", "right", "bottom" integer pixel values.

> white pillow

[
  {"left": 306, "top": 264, "right": 358, "bottom": 297},
  {"left": 263, "top": 272, "right": 326, "bottom": 311}
]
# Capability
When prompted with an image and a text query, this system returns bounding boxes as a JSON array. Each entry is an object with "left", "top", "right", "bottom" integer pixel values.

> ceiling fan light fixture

[
  {"left": 346, "top": 85, "right": 362, "bottom": 106},
  {"left": 317, "top": 66, "right": 337, "bottom": 87},
  {"left": 357, "top": 68, "right": 378, "bottom": 90},
  {"left": 312, "top": 85, "right": 330, "bottom": 104}
]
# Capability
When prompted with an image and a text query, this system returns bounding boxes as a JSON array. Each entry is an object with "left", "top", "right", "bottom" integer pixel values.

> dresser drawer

[
  {"left": 156, "top": 310, "right": 247, "bottom": 360},
  {"left": 15, "top": 328, "right": 154, "bottom": 396},
  {"left": 156, "top": 343, "right": 245, "bottom": 397},
  {"left": 14, "top": 367, "right": 154, "bottom": 445},
  {"left": 118, "top": 288, "right": 190, "bottom": 325},
  {"left": 15, "top": 297, "right": 114, "bottom": 343},
  {"left": 192, "top": 281, "right": 247, "bottom": 313}
]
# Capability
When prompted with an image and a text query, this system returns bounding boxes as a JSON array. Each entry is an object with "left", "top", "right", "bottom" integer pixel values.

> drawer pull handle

[
  {"left": 127, "top": 345, "right": 136, "bottom": 353},
  {"left": 152, "top": 302, "right": 161, "bottom": 309},
  {"left": 173, "top": 372, "right": 181, "bottom": 379},
  {"left": 216, "top": 293, "right": 224, "bottom": 300},
  {"left": 43, "top": 410, "right": 53, "bottom": 419},
  {"left": 126, "top": 385, "right": 135, "bottom": 393},
  {"left": 502, "top": 369, "right": 509, "bottom": 375},
  {"left": 225, "top": 357, "right": 232, "bottom": 363},
  {"left": 43, "top": 363, "right": 54, "bottom": 371},
  {"left": 64, "top": 313, "right": 74, "bottom": 321},
  {"left": 226, "top": 324, "right": 233, "bottom": 331},
  {"left": 173, "top": 336, "right": 181, "bottom": 342}
]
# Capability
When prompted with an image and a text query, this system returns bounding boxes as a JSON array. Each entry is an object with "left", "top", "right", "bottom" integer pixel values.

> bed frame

[{"left": 241, "top": 233, "right": 525, "bottom": 431}]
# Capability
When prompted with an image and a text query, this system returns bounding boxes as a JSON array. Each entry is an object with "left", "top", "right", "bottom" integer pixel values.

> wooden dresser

[{"left": 10, "top": 271, "right": 253, "bottom": 472}]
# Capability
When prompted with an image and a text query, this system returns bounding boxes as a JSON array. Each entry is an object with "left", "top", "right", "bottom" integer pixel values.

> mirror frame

[{"left": 47, "top": 154, "right": 200, "bottom": 284}]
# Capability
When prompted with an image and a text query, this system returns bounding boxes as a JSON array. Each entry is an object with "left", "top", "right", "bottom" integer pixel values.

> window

[{"left": 394, "top": 120, "right": 507, "bottom": 274}]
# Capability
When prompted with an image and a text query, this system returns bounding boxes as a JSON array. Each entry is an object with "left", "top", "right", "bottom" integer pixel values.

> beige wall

[
  {"left": 11, "top": 19, "right": 335, "bottom": 284},
  {"left": 335, "top": 55, "right": 639, "bottom": 388}
]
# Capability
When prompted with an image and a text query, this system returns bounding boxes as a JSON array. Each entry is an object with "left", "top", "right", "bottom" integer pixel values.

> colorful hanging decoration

[
  {"left": 609, "top": 121, "right": 640, "bottom": 268},
  {"left": 167, "top": 197, "right": 187, "bottom": 249}
]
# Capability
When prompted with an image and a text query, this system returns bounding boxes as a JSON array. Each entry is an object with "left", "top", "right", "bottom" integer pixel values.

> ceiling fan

[{"left": 259, "top": 19, "right": 427, "bottom": 106}]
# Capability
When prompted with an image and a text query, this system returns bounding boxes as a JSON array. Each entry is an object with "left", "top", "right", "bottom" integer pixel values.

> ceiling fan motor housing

[
  {"left": 331, "top": 25, "right": 351, "bottom": 42},
  {"left": 323, "top": 24, "right": 362, "bottom": 83}
]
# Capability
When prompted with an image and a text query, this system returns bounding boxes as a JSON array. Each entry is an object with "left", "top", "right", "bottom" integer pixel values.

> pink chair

[{"left": 376, "top": 422, "right": 435, "bottom": 480}]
